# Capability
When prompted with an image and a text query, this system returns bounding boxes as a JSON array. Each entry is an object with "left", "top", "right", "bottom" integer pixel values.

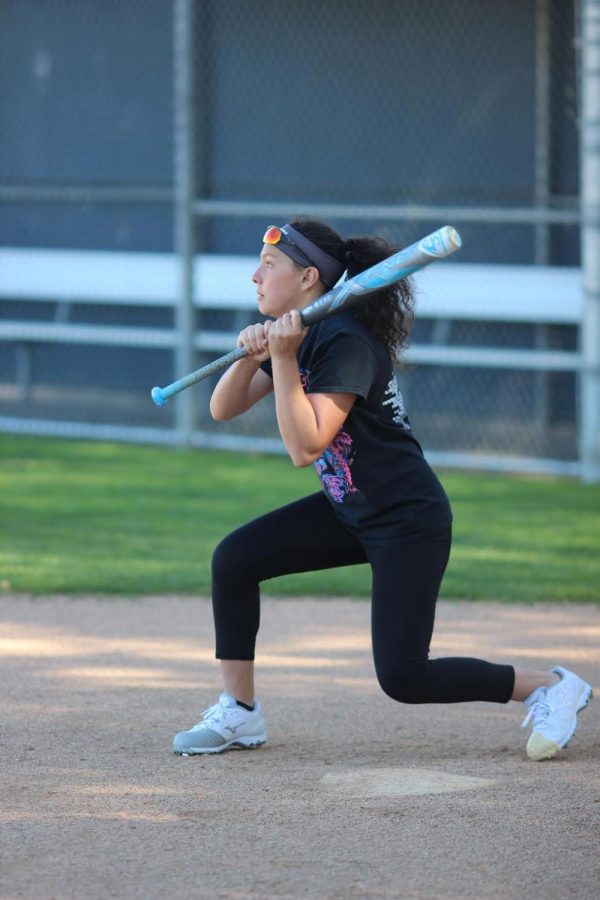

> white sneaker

[
  {"left": 173, "top": 693, "right": 267, "bottom": 755},
  {"left": 521, "top": 666, "right": 593, "bottom": 761}
]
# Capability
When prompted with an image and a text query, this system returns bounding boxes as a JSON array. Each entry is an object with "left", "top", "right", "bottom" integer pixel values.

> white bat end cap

[
  {"left": 418, "top": 225, "right": 462, "bottom": 258},
  {"left": 447, "top": 226, "right": 462, "bottom": 249}
]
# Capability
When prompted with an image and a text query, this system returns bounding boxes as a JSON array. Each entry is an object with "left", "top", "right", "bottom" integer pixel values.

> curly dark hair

[{"left": 290, "top": 217, "right": 414, "bottom": 360}]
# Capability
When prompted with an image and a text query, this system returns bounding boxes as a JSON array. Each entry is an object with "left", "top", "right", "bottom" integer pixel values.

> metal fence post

[
  {"left": 173, "top": 0, "right": 196, "bottom": 446},
  {"left": 580, "top": 0, "right": 600, "bottom": 482},
  {"left": 534, "top": 0, "right": 551, "bottom": 266}
]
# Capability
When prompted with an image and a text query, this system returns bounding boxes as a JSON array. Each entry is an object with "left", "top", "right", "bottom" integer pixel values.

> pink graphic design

[{"left": 314, "top": 430, "right": 359, "bottom": 503}]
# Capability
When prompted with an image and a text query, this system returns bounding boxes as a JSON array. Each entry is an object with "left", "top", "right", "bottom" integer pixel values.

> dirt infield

[{"left": 1, "top": 595, "right": 599, "bottom": 899}]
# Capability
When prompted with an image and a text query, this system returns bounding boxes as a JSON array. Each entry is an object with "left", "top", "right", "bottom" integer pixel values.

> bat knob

[{"left": 151, "top": 386, "right": 168, "bottom": 406}]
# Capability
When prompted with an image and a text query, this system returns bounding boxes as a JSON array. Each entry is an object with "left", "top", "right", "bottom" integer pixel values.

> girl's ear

[{"left": 300, "top": 266, "right": 321, "bottom": 291}]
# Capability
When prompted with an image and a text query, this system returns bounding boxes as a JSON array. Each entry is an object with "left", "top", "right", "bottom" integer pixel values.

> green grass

[{"left": 1, "top": 435, "right": 599, "bottom": 602}]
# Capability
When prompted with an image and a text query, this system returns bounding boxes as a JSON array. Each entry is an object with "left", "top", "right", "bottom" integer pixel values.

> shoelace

[
  {"left": 521, "top": 695, "right": 552, "bottom": 730},
  {"left": 194, "top": 700, "right": 233, "bottom": 729}
]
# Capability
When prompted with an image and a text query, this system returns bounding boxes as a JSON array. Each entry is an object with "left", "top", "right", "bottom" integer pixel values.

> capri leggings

[{"left": 211, "top": 492, "right": 515, "bottom": 704}]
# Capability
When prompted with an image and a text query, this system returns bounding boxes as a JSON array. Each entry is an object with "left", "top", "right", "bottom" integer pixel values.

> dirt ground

[{"left": 1, "top": 595, "right": 599, "bottom": 900}]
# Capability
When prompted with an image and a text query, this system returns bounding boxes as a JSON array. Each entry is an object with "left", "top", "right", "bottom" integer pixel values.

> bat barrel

[{"left": 301, "top": 225, "right": 461, "bottom": 326}]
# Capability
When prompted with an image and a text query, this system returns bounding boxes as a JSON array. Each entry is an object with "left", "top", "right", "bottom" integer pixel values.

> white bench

[
  {"left": 0, "top": 248, "right": 583, "bottom": 394},
  {"left": 0, "top": 248, "right": 260, "bottom": 354},
  {"left": 409, "top": 262, "right": 582, "bottom": 371}
]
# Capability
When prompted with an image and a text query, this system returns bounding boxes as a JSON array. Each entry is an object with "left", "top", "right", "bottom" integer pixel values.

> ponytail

[
  {"left": 342, "top": 235, "right": 414, "bottom": 359},
  {"left": 290, "top": 216, "right": 414, "bottom": 360}
]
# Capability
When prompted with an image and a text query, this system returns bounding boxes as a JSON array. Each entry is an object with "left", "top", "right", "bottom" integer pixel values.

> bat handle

[{"left": 151, "top": 346, "right": 249, "bottom": 406}]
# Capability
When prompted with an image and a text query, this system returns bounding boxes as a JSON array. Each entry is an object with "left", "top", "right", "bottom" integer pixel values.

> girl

[{"left": 173, "top": 218, "right": 592, "bottom": 761}]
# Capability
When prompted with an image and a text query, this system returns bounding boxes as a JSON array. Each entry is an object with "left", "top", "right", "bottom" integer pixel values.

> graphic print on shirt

[
  {"left": 314, "top": 430, "right": 360, "bottom": 504},
  {"left": 382, "top": 377, "right": 412, "bottom": 431},
  {"left": 299, "top": 365, "right": 359, "bottom": 504}
]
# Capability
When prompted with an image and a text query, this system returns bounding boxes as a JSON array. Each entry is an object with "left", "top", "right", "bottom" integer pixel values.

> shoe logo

[{"left": 225, "top": 724, "right": 243, "bottom": 734}]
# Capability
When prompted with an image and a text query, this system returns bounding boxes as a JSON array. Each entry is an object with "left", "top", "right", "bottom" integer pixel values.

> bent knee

[
  {"left": 212, "top": 531, "right": 254, "bottom": 583},
  {"left": 375, "top": 663, "right": 430, "bottom": 705}
]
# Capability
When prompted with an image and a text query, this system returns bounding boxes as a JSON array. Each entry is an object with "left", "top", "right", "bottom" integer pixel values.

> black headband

[{"left": 277, "top": 225, "right": 346, "bottom": 288}]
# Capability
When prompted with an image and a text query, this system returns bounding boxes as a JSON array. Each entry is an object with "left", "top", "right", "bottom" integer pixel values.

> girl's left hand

[{"left": 267, "top": 310, "right": 307, "bottom": 359}]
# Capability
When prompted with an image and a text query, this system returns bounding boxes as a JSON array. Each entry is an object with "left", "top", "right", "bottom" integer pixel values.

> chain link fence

[{"left": 0, "top": 0, "right": 596, "bottom": 476}]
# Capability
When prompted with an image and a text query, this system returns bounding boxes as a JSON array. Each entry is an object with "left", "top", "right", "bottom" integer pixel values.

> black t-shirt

[{"left": 261, "top": 311, "right": 452, "bottom": 541}]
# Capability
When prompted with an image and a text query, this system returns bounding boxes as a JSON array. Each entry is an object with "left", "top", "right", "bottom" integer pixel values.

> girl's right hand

[{"left": 237, "top": 321, "right": 272, "bottom": 362}]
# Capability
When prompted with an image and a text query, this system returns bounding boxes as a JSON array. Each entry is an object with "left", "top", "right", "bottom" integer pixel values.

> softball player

[{"left": 173, "top": 218, "right": 592, "bottom": 760}]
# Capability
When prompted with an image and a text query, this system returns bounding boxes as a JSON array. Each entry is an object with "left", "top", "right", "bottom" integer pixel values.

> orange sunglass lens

[{"left": 263, "top": 226, "right": 282, "bottom": 245}]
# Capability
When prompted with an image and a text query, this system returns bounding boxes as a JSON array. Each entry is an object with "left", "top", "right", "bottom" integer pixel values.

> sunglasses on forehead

[{"left": 262, "top": 225, "right": 318, "bottom": 269}]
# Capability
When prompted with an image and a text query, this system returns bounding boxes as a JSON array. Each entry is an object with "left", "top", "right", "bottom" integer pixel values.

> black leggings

[{"left": 211, "top": 492, "right": 514, "bottom": 704}]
